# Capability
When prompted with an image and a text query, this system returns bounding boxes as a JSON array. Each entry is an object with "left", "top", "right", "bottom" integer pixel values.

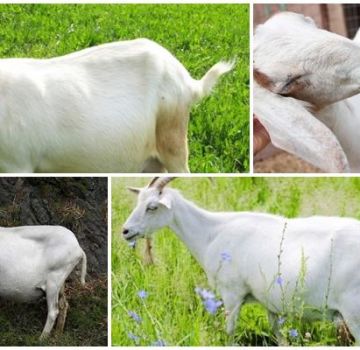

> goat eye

[
  {"left": 146, "top": 206, "right": 158, "bottom": 212},
  {"left": 279, "top": 74, "right": 305, "bottom": 96}
]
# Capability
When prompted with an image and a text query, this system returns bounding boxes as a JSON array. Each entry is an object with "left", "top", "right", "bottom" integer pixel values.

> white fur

[
  {"left": 315, "top": 93, "right": 360, "bottom": 172},
  {"left": 254, "top": 12, "right": 360, "bottom": 173},
  {"left": 123, "top": 181, "right": 360, "bottom": 344},
  {"left": 353, "top": 27, "right": 360, "bottom": 42},
  {"left": 0, "top": 225, "right": 86, "bottom": 339},
  {"left": 0, "top": 39, "right": 233, "bottom": 173},
  {"left": 254, "top": 82, "right": 350, "bottom": 172}
]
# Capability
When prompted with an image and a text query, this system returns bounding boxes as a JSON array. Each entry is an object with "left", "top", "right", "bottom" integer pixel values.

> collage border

[{"left": 1, "top": 0, "right": 359, "bottom": 348}]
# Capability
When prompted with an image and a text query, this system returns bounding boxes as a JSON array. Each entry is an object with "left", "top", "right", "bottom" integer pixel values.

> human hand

[{"left": 253, "top": 116, "right": 270, "bottom": 155}]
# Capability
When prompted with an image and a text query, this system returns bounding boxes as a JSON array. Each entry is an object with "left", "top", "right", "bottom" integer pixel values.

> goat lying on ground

[
  {"left": 0, "top": 39, "right": 233, "bottom": 173},
  {"left": 122, "top": 177, "right": 360, "bottom": 344},
  {"left": 0, "top": 225, "right": 87, "bottom": 339},
  {"left": 254, "top": 12, "right": 360, "bottom": 172}
]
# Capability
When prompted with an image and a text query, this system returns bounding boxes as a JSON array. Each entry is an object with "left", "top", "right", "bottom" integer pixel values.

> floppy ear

[
  {"left": 159, "top": 196, "right": 172, "bottom": 209},
  {"left": 127, "top": 187, "right": 141, "bottom": 195},
  {"left": 254, "top": 82, "right": 349, "bottom": 173}
]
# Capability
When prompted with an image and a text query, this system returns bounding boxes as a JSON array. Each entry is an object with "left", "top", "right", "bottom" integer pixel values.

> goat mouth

[{"left": 125, "top": 233, "right": 139, "bottom": 241}]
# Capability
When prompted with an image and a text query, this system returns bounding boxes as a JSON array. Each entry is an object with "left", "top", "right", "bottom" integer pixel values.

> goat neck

[{"left": 168, "top": 191, "right": 222, "bottom": 268}]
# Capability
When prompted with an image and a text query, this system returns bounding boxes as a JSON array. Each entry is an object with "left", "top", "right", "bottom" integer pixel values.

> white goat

[
  {"left": 122, "top": 177, "right": 360, "bottom": 345},
  {"left": 254, "top": 12, "right": 360, "bottom": 173},
  {"left": 0, "top": 39, "right": 233, "bottom": 173},
  {"left": 0, "top": 225, "right": 87, "bottom": 339}
]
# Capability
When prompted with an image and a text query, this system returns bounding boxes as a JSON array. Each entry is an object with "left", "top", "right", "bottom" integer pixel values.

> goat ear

[
  {"left": 159, "top": 196, "right": 172, "bottom": 209},
  {"left": 254, "top": 69, "right": 274, "bottom": 90},
  {"left": 354, "top": 27, "right": 360, "bottom": 43},
  {"left": 254, "top": 82, "right": 349, "bottom": 172},
  {"left": 127, "top": 187, "right": 141, "bottom": 195}
]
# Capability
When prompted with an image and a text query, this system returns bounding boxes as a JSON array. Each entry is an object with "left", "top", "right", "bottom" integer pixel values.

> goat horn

[
  {"left": 147, "top": 177, "right": 160, "bottom": 188},
  {"left": 148, "top": 177, "right": 176, "bottom": 190}
]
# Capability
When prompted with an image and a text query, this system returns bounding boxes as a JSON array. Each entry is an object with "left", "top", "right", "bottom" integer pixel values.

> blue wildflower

[
  {"left": 203, "top": 298, "right": 223, "bottom": 315},
  {"left": 277, "top": 316, "right": 285, "bottom": 325},
  {"left": 151, "top": 339, "right": 166, "bottom": 346},
  {"left": 195, "top": 287, "right": 215, "bottom": 300},
  {"left": 138, "top": 290, "right": 148, "bottom": 299},
  {"left": 128, "top": 310, "right": 142, "bottom": 324},
  {"left": 289, "top": 329, "right": 298, "bottom": 338},
  {"left": 195, "top": 286, "right": 223, "bottom": 315},
  {"left": 220, "top": 251, "right": 232, "bottom": 262},
  {"left": 127, "top": 332, "right": 140, "bottom": 344},
  {"left": 276, "top": 276, "right": 284, "bottom": 286}
]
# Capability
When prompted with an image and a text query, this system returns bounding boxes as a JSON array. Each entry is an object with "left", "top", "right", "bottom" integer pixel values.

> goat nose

[{"left": 123, "top": 228, "right": 129, "bottom": 235}]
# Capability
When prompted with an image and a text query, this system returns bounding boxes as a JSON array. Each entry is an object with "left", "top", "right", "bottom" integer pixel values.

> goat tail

[
  {"left": 192, "top": 60, "right": 235, "bottom": 102},
  {"left": 80, "top": 249, "right": 87, "bottom": 285}
]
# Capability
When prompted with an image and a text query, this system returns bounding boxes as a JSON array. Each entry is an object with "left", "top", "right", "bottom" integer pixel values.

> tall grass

[
  {"left": 112, "top": 177, "right": 360, "bottom": 345},
  {"left": 0, "top": 4, "right": 249, "bottom": 173}
]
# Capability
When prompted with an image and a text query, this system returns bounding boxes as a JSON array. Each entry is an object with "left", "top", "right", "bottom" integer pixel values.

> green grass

[
  {"left": 0, "top": 276, "right": 107, "bottom": 346},
  {"left": 0, "top": 4, "right": 249, "bottom": 173},
  {"left": 112, "top": 177, "right": 360, "bottom": 346}
]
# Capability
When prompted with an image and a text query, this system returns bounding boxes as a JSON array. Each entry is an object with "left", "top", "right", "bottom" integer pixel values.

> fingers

[{"left": 253, "top": 117, "right": 270, "bottom": 155}]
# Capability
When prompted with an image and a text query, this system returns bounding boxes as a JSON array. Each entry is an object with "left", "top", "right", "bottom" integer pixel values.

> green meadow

[
  {"left": 112, "top": 177, "right": 360, "bottom": 346},
  {"left": 0, "top": 4, "right": 249, "bottom": 173}
]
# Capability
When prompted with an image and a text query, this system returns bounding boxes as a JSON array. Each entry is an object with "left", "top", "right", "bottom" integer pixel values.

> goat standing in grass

[
  {"left": 122, "top": 177, "right": 360, "bottom": 345},
  {"left": 0, "top": 39, "right": 233, "bottom": 173},
  {"left": 0, "top": 225, "right": 87, "bottom": 339},
  {"left": 254, "top": 12, "right": 360, "bottom": 173}
]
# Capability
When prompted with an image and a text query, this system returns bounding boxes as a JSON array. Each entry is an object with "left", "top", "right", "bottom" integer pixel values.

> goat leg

[{"left": 55, "top": 285, "right": 69, "bottom": 336}]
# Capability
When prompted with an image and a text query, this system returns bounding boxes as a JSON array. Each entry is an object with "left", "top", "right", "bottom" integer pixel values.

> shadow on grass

[{"left": 0, "top": 275, "right": 107, "bottom": 346}]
